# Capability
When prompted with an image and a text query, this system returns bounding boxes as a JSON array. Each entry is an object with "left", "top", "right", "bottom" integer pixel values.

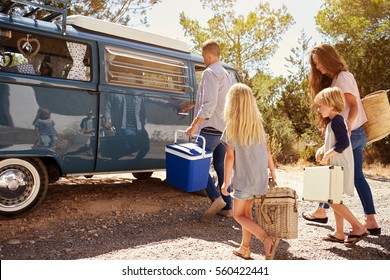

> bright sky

[{"left": 137, "top": 0, "right": 326, "bottom": 76}]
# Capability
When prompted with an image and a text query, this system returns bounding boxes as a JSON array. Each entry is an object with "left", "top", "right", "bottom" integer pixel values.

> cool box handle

[{"left": 174, "top": 130, "right": 207, "bottom": 157}]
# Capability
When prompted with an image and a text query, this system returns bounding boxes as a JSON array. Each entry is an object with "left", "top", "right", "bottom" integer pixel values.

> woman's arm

[{"left": 344, "top": 92, "right": 358, "bottom": 134}]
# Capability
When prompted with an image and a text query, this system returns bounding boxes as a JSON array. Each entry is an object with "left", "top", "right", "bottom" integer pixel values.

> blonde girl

[
  {"left": 314, "top": 87, "right": 368, "bottom": 244},
  {"left": 220, "top": 83, "right": 278, "bottom": 260}
]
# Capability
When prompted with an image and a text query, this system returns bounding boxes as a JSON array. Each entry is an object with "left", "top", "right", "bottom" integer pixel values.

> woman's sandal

[
  {"left": 262, "top": 234, "right": 280, "bottom": 260},
  {"left": 367, "top": 227, "right": 381, "bottom": 236},
  {"left": 233, "top": 245, "right": 251, "bottom": 260},
  {"left": 345, "top": 231, "right": 369, "bottom": 246}
]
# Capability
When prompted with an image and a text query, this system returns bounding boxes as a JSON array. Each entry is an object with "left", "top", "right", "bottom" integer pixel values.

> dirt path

[{"left": 0, "top": 168, "right": 389, "bottom": 260}]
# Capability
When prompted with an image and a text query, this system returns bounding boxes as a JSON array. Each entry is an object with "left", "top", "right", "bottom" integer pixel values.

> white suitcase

[{"left": 302, "top": 165, "right": 344, "bottom": 204}]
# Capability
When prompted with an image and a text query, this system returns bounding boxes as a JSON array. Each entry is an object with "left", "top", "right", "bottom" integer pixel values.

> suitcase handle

[{"left": 174, "top": 130, "right": 207, "bottom": 157}]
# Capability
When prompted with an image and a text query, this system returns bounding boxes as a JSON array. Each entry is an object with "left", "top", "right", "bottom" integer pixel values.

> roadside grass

[{"left": 362, "top": 162, "right": 390, "bottom": 179}]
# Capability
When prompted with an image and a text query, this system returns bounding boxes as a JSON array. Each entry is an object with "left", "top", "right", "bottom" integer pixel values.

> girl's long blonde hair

[{"left": 223, "top": 83, "right": 265, "bottom": 147}]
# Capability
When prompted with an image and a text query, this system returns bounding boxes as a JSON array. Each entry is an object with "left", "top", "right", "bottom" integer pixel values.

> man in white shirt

[{"left": 182, "top": 39, "right": 233, "bottom": 219}]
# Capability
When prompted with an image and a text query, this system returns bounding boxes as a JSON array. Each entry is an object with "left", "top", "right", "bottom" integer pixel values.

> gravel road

[{"left": 1, "top": 168, "right": 389, "bottom": 260}]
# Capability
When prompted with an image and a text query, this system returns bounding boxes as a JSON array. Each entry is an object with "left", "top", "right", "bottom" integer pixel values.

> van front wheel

[
  {"left": 132, "top": 172, "right": 153, "bottom": 180},
  {"left": 0, "top": 158, "right": 49, "bottom": 218}
]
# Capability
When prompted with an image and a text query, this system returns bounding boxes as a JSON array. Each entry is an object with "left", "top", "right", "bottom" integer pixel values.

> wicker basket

[
  {"left": 254, "top": 181, "right": 298, "bottom": 239},
  {"left": 362, "top": 90, "right": 390, "bottom": 144}
]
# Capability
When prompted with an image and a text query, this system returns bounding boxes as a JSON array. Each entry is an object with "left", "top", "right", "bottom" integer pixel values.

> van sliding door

[
  {"left": 0, "top": 27, "right": 99, "bottom": 174},
  {"left": 95, "top": 45, "right": 193, "bottom": 172}
]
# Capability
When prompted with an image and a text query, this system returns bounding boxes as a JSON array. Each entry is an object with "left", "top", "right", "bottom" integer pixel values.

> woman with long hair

[{"left": 302, "top": 43, "right": 381, "bottom": 237}]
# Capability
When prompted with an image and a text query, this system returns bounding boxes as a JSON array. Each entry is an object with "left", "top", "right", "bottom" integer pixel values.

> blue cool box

[{"left": 165, "top": 142, "right": 212, "bottom": 192}]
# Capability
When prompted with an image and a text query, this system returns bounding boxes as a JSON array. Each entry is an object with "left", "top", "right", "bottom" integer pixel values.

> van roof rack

[
  {"left": 1, "top": 0, "right": 69, "bottom": 34},
  {"left": 1, "top": 1, "right": 190, "bottom": 53}
]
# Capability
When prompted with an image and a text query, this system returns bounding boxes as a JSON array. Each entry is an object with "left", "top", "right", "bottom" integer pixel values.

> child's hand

[
  {"left": 221, "top": 183, "right": 230, "bottom": 196},
  {"left": 269, "top": 170, "right": 276, "bottom": 184},
  {"left": 319, "top": 159, "right": 326, "bottom": 165},
  {"left": 320, "top": 155, "right": 329, "bottom": 165},
  {"left": 315, "top": 147, "right": 324, "bottom": 163},
  {"left": 320, "top": 150, "right": 333, "bottom": 165}
]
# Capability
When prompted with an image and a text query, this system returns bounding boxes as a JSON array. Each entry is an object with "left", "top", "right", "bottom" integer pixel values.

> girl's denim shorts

[{"left": 231, "top": 189, "right": 255, "bottom": 200}]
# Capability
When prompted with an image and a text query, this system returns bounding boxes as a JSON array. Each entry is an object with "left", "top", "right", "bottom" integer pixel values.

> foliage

[
  {"left": 250, "top": 71, "right": 299, "bottom": 164},
  {"left": 316, "top": 0, "right": 390, "bottom": 164},
  {"left": 69, "top": 0, "right": 160, "bottom": 25},
  {"left": 299, "top": 131, "right": 323, "bottom": 162},
  {"left": 316, "top": 0, "right": 389, "bottom": 43},
  {"left": 281, "top": 31, "right": 315, "bottom": 136},
  {"left": 316, "top": 0, "right": 390, "bottom": 94},
  {"left": 249, "top": 31, "right": 322, "bottom": 164},
  {"left": 179, "top": 0, "right": 294, "bottom": 82},
  {"left": 279, "top": 31, "right": 321, "bottom": 162},
  {"left": 0, "top": 0, "right": 160, "bottom": 26}
]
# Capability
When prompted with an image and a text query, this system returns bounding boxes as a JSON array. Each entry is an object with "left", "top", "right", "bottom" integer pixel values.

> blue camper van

[{"left": 0, "top": 1, "right": 240, "bottom": 217}]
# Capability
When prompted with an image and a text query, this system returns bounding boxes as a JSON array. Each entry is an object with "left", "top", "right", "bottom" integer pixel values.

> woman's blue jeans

[
  {"left": 196, "top": 131, "right": 232, "bottom": 210},
  {"left": 350, "top": 126, "right": 376, "bottom": 215},
  {"left": 320, "top": 126, "right": 376, "bottom": 215}
]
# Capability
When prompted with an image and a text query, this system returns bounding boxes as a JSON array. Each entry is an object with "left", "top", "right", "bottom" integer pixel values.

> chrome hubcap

[{"left": 0, "top": 169, "right": 27, "bottom": 191}]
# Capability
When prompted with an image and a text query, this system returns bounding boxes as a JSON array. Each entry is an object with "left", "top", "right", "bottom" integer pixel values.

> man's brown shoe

[
  {"left": 203, "top": 197, "right": 226, "bottom": 219},
  {"left": 218, "top": 209, "right": 233, "bottom": 218}
]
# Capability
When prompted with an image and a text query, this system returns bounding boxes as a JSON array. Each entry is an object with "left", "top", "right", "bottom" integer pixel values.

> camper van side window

[
  {"left": 227, "top": 69, "right": 240, "bottom": 84},
  {"left": 195, "top": 65, "right": 240, "bottom": 87},
  {"left": 105, "top": 47, "right": 188, "bottom": 94},
  {"left": 0, "top": 29, "right": 91, "bottom": 81}
]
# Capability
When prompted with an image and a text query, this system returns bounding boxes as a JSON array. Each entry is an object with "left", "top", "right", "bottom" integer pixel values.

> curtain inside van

[{"left": 66, "top": 42, "right": 87, "bottom": 81}]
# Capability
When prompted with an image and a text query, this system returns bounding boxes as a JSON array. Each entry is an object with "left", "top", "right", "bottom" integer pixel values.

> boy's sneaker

[{"left": 203, "top": 197, "right": 226, "bottom": 219}]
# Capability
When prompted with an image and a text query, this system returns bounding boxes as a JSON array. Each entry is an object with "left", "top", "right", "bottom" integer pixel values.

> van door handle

[
  {"left": 178, "top": 112, "right": 189, "bottom": 116},
  {"left": 88, "top": 90, "right": 99, "bottom": 95}
]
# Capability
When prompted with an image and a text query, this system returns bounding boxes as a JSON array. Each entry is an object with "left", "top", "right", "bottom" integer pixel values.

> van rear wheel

[
  {"left": 132, "top": 172, "right": 153, "bottom": 180},
  {"left": 0, "top": 158, "right": 49, "bottom": 218}
]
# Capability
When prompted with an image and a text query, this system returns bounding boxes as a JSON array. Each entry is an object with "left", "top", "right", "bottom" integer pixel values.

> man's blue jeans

[{"left": 197, "top": 131, "right": 232, "bottom": 210}]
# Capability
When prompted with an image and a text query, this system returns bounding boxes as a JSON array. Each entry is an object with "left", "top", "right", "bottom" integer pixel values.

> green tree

[
  {"left": 179, "top": 0, "right": 294, "bottom": 82},
  {"left": 316, "top": 0, "right": 390, "bottom": 164},
  {"left": 0, "top": 0, "right": 160, "bottom": 26},
  {"left": 69, "top": 0, "right": 160, "bottom": 25},
  {"left": 281, "top": 31, "right": 314, "bottom": 136},
  {"left": 280, "top": 31, "right": 322, "bottom": 162},
  {"left": 251, "top": 32, "right": 322, "bottom": 163},
  {"left": 251, "top": 71, "right": 298, "bottom": 163},
  {"left": 316, "top": 0, "right": 390, "bottom": 94}
]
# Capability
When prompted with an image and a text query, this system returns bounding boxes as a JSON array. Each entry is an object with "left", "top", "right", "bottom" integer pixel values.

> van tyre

[
  {"left": 132, "top": 172, "right": 153, "bottom": 180},
  {"left": 0, "top": 158, "right": 49, "bottom": 218}
]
